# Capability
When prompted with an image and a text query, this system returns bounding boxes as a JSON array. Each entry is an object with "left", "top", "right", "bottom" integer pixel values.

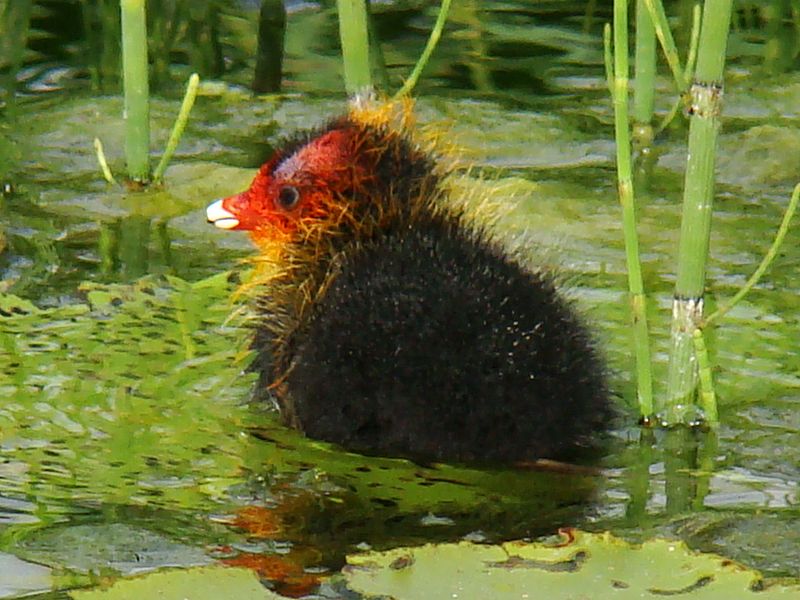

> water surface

[{"left": 1, "top": 4, "right": 799, "bottom": 597}]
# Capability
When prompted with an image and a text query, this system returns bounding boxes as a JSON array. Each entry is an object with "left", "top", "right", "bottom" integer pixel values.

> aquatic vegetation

[{"left": 2, "top": 2, "right": 800, "bottom": 596}]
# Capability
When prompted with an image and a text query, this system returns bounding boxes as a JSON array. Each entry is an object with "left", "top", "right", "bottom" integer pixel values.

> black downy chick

[{"left": 206, "top": 102, "right": 612, "bottom": 464}]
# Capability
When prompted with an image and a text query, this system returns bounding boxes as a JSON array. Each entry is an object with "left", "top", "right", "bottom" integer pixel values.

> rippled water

[{"left": 1, "top": 3, "right": 800, "bottom": 597}]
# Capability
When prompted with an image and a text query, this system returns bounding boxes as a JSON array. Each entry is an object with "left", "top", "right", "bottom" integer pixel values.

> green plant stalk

[
  {"left": 607, "top": 9, "right": 654, "bottom": 418},
  {"left": 94, "top": 137, "right": 117, "bottom": 185},
  {"left": 642, "top": 0, "right": 688, "bottom": 90},
  {"left": 664, "top": 0, "right": 733, "bottom": 423},
  {"left": 687, "top": 183, "right": 800, "bottom": 425},
  {"left": 336, "top": 0, "right": 372, "bottom": 94},
  {"left": 395, "top": 0, "right": 453, "bottom": 98},
  {"left": 692, "top": 328, "right": 717, "bottom": 424},
  {"left": 683, "top": 4, "right": 702, "bottom": 82},
  {"left": 603, "top": 24, "right": 614, "bottom": 97},
  {"left": 655, "top": 3, "right": 701, "bottom": 135},
  {"left": 153, "top": 73, "right": 200, "bottom": 183},
  {"left": 120, "top": 0, "right": 151, "bottom": 182},
  {"left": 633, "top": 0, "right": 656, "bottom": 126},
  {"left": 704, "top": 182, "right": 800, "bottom": 327}
]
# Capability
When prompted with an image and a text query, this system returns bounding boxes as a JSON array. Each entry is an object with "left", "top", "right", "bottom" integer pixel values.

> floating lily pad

[
  {"left": 15, "top": 523, "right": 212, "bottom": 576},
  {"left": 343, "top": 530, "right": 800, "bottom": 599},
  {"left": 69, "top": 566, "right": 282, "bottom": 600}
]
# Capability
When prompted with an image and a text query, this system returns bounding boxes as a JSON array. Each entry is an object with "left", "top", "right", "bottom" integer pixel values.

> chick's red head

[{"left": 207, "top": 125, "right": 366, "bottom": 244}]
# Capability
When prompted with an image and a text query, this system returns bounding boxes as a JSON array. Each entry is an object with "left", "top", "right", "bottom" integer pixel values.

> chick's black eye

[{"left": 277, "top": 185, "right": 301, "bottom": 210}]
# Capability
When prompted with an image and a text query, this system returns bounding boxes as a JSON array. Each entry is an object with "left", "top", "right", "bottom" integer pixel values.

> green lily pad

[
  {"left": 15, "top": 523, "right": 212, "bottom": 576},
  {"left": 343, "top": 530, "right": 800, "bottom": 599},
  {"left": 69, "top": 566, "right": 282, "bottom": 600}
]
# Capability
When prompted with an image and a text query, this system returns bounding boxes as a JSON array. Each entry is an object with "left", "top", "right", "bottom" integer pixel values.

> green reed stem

[
  {"left": 603, "top": 24, "right": 614, "bottom": 97},
  {"left": 394, "top": 0, "right": 453, "bottom": 98},
  {"left": 704, "top": 182, "right": 800, "bottom": 328},
  {"left": 633, "top": 0, "right": 656, "bottom": 126},
  {"left": 642, "top": 0, "right": 688, "bottom": 91},
  {"left": 692, "top": 328, "right": 717, "bottom": 424},
  {"left": 632, "top": 0, "right": 657, "bottom": 161},
  {"left": 606, "top": 10, "right": 654, "bottom": 419},
  {"left": 153, "top": 73, "right": 200, "bottom": 183},
  {"left": 655, "top": 98, "right": 682, "bottom": 135},
  {"left": 664, "top": 0, "right": 734, "bottom": 423},
  {"left": 337, "top": 0, "right": 372, "bottom": 93},
  {"left": 120, "top": 0, "right": 150, "bottom": 182},
  {"left": 683, "top": 4, "right": 702, "bottom": 82},
  {"left": 655, "top": 3, "right": 701, "bottom": 135},
  {"left": 691, "top": 182, "right": 800, "bottom": 425}
]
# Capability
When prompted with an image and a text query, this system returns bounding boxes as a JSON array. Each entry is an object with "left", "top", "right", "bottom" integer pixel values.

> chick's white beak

[{"left": 206, "top": 199, "right": 240, "bottom": 230}]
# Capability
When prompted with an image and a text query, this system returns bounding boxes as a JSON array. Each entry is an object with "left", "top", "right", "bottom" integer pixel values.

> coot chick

[{"left": 207, "top": 101, "right": 611, "bottom": 464}]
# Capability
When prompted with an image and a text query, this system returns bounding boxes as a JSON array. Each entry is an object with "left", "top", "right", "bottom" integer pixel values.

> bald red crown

[{"left": 216, "top": 127, "right": 364, "bottom": 235}]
